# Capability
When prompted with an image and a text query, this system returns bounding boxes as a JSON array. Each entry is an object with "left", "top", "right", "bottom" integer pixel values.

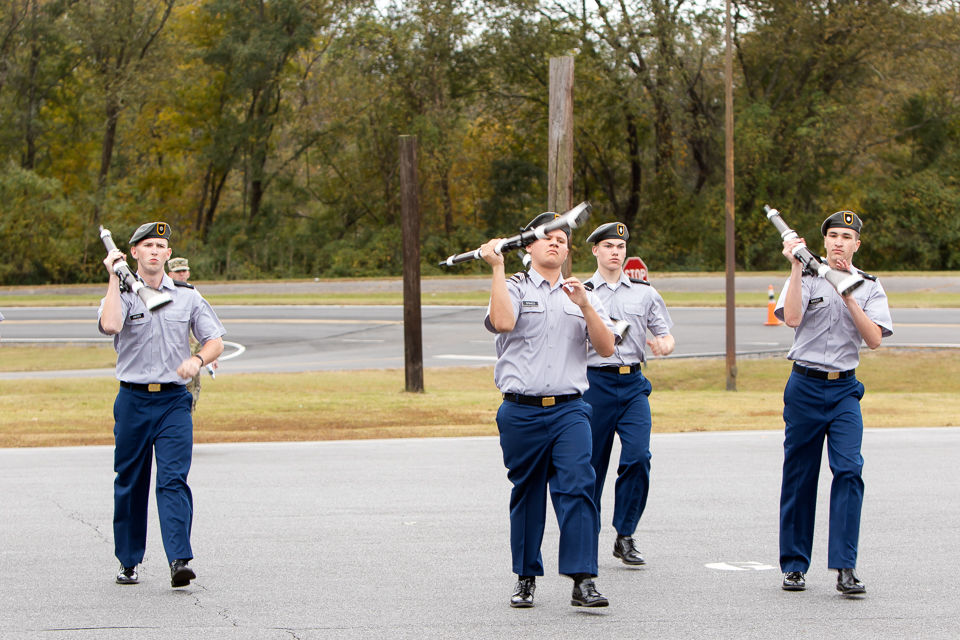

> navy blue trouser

[
  {"left": 113, "top": 385, "right": 194, "bottom": 567},
  {"left": 583, "top": 368, "right": 653, "bottom": 537},
  {"left": 497, "top": 398, "right": 599, "bottom": 577},
  {"left": 779, "top": 371, "right": 865, "bottom": 572}
]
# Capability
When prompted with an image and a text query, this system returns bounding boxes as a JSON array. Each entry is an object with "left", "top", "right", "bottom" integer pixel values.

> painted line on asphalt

[{"left": 705, "top": 561, "right": 775, "bottom": 571}]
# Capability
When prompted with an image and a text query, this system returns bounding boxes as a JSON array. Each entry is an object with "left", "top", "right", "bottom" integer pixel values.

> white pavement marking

[
  {"left": 705, "top": 561, "right": 776, "bottom": 571},
  {"left": 218, "top": 340, "right": 245, "bottom": 361}
]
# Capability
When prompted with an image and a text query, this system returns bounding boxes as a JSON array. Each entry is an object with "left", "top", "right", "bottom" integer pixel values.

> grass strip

[
  {"left": 0, "top": 349, "right": 956, "bottom": 448},
  {"left": 0, "top": 344, "right": 117, "bottom": 372}
]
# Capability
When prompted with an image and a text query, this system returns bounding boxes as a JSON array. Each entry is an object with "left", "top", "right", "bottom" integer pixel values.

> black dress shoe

[
  {"left": 510, "top": 576, "right": 535, "bottom": 608},
  {"left": 613, "top": 535, "right": 646, "bottom": 565},
  {"left": 781, "top": 571, "right": 805, "bottom": 591},
  {"left": 170, "top": 559, "right": 196, "bottom": 588},
  {"left": 836, "top": 568, "right": 865, "bottom": 595},
  {"left": 116, "top": 565, "right": 139, "bottom": 585},
  {"left": 571, "top": 577, "right": 609, "bottom": 607}
]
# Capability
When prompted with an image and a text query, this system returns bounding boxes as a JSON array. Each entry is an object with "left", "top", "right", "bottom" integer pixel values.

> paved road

[
  {"left": 1, "top": 275, "right": 956, "bottom": 379},
  {"left": 3, "top": 273, "right": 960, "bottom": 297},
  {"left": 1, "top": 428, "right": 958, "bottom": 639},
  {"left": 0, "top": 305, "right": 957, "bottom": 378}
]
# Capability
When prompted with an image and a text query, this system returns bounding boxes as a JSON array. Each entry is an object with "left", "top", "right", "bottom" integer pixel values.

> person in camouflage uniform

[{"left": 167, "top": 257, "right": 216, "bottom": 410}]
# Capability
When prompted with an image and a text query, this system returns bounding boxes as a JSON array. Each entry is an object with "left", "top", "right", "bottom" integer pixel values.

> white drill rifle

[
  {"left": 438, "top": 202, "right": 592, "bottom": 267},
  {"left": 764, "top": 205, "right": 864, "bottom": 296},
  {"left": 99, "top": 226, "right": 173, "bottom": 311}
]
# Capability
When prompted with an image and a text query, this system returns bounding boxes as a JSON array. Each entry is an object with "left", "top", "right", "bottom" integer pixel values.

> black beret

[
  {"left": 524, "top": 212, "right": 570, "bottom": 238},
  {"left": 129, "top": 222, "right": 172, "bottom": 245},
  {"left": 586, "top": 222, "right": 629, "bottom": 244},
  {"left": 820, "top": 211, "right": 862, "bottom": 236}
]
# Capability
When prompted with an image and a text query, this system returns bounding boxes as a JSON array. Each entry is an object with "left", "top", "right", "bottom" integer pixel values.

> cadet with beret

[
  {"left": 481, "top": 212, "right": 617, "bottom": 609},
  {"left": 774, "top": 210, "right": 892, "bottom": 596},
  {"left": 99, "top": 222, "right": 225, "bottom": 588},
  {"left": 582, "top": 222, "right": 674, "bottom": 567}
]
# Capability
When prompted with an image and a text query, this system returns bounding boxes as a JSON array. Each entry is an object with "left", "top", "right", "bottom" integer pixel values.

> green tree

[
  {"left": 68, "top": 0, "right": 175, "bottom": 232},
  {"left": 188, "top": 0, "right": 337, "bottom": 242},
  {"left": 731, "top": 0, "right": 945, "bottom": 268},
  {"left": 0, "top": 163, "right": 80, "bottom": 284}
]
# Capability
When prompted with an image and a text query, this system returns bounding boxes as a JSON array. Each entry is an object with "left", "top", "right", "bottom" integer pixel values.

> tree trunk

[
  {"left": 624, "top": 112, "right": 642, "bottom": 231},
  {"left": 92, "top": 97, "right": 120, "bottom": 230}
]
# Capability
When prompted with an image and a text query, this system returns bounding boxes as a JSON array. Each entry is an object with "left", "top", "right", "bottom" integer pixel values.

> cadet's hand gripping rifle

[
  {"left": 99, "top": 226, "right": 173, "bottom": 311},
  {"left": 763, "top": 205, "right": 863, "bottom": 296},
  {"left": 438, "top": 202, "right": 592, "bottom": 266}
]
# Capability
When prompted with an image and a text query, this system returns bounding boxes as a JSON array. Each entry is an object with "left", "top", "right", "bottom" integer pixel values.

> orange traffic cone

[{"left": 764, "top": 284, "right": 781, "bottom": 326}]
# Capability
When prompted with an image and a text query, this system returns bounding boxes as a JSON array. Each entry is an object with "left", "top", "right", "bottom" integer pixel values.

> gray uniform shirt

[
  {"left": 98, "top": 275, "right": 226, "bottom": 384},
  {"left": 484, "top": 267, "right": 615, "bottom": 395},
  {"left": 584, "top": 271, "right": 673, "bottom": 367},
  {"left": 774, "top": 270, "right": 893, "bottom": 371}
]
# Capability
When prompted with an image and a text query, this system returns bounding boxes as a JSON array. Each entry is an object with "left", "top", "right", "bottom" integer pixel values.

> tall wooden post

[
  {"left": 724, "top": 0, "right": 737, "bottom": 391},
  {"left": 399, "top": 135, "right": 424, "bottom": 393},
  {"left": 548, "top": 56, "right": 575, "bottom": 276}
]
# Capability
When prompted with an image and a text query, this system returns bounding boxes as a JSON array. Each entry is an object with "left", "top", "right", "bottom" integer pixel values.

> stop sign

[{"left": 623, "top": 256, "right": 648, "bottom": 282}]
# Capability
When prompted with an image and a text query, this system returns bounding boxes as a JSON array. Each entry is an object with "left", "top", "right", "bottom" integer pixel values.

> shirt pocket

[
  {"left": 124, "top": 312, "right": 151, "bottom": 339},
  {"left": 805, "top": 295, "right": 829, "bottom": 313},
  {"left": 517, "top": 300, "right": 545, "bottom": 333},
  {"left": 617, "top": 301, "right": 647, "bottom": 337},
  {"left": 123, "top": 309, "right": 153, "bottom": 344},
  {"left": 161, "top": 307, "right": 192, "bottom": 343},
  {"left": 562, "top": 302, "right": 586, "bottom": 342},
  {"left": 622, "top": 302, "right": 646, "bottom": 323},
  {"left": 803, "top": 294, "right": 832, "bottom": 328}
]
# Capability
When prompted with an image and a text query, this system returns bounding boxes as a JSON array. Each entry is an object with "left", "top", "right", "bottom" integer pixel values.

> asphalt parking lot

[{"left": 2, "top": 428, "right": 958, "bottom": 639}]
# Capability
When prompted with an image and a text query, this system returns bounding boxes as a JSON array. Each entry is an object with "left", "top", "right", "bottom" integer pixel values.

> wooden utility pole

[
  {"left": 724, "top": 0, "right": 737, "bottom": 391},
  {"left": 399, "top": 135, "right": 424, "bottom": 393},
  {"left": 548, "top": 56, "right": 575, "bottom": 276}
]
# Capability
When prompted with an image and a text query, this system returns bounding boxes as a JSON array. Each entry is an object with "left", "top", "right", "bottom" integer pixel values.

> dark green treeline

[{"left": 1, "top": 0, "right": 958, "bottom": 284}]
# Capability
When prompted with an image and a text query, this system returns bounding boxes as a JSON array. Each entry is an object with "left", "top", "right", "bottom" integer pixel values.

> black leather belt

[
  {"left": 590, "top": 364, "right": 641, "bottom": 375},
  {"left": 503, "top": 392, "right": 582, "bottom": 407},
  {"left": 120, "top": 381, "right": 183, "bottom": 392},
  {"left": 792, "top": 363, "right": 855, "bottom": 380}
]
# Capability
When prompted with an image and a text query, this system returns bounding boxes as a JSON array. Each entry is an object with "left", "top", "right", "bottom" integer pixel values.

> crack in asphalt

[{"left": 53, "top": 498, "right": 111, "bottom": 545}]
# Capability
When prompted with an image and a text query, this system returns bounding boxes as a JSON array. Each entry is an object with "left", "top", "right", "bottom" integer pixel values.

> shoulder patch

[
  {"left": 507, "top": 271, "right": 527, "bottom": 284},
  {"left": 583, "top": 281, "right": 594, "bottom": 291},
  {"left": 629, "top": 278, "right": 651, "bottom": 285},
  {"left": 855, "top": 269, "right": 877, "bottom": 282},
  {"left": 172, "top": 280, "right": 195, "bottom": 289}
]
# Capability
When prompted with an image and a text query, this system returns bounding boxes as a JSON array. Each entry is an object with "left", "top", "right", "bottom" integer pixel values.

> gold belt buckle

[
  {"left": 827, "top": 372, "right": 840, "bottom": 380},
  {"left": 148, "top": 383, "right": 161, "bottom": 392},
  {"left": 541, "top": 396, "right": 556, "bottom": 407},
  {"left": 618, "top": 365, "right": 631, "bottom": 374}
]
